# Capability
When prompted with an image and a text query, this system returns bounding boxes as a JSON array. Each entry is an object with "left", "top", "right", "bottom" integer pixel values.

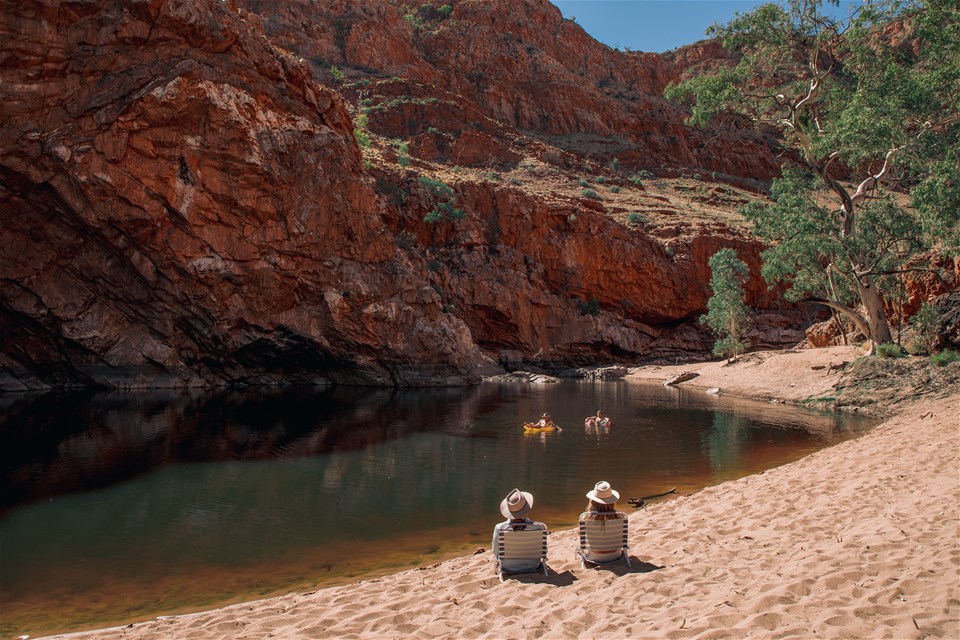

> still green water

[{"left": 0, "top": 381, "right": 874, "bottom": 637}]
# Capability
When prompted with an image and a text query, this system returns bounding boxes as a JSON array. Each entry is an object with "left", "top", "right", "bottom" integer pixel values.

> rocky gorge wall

[
  {"left": 2, "top": 0, "right": 809, "bottom": 391},
  {"left": 242, "top": 0, "right": 780, "bottom": 184},
  {"left": 1, "top": 0, "right": 485, "bottom": 390}
]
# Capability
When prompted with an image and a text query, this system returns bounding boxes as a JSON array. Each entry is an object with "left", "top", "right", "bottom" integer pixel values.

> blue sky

[{"left": 551, "top": 1, "right": 862, "bottom": 53}]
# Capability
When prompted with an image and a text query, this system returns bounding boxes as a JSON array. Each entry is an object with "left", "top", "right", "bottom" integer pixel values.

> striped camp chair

[
  {"left": 495, "top": 523, "right": 549, "bottom": 581},
  {"left": 576, "top": 513, "right": 631, "bottom": 568}
]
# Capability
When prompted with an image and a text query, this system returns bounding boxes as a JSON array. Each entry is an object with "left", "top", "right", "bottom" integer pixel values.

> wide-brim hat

[
  {"left": 500, "top": 488, "right": 534, "bottom": 519},
  {"left": 586, "top": 480, "right": 619, "bottom": 504}
]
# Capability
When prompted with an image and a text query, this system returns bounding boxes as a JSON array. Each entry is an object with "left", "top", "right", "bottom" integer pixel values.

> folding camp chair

[
  {"left": 576, "top": 513, "right": 631, "bottom": 568},
  {"left": 495, "top": 524, "right": 549, "bottom": 581}
]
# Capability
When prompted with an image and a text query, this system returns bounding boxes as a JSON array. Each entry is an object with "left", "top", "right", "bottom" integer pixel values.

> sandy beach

[{"left": 44, "top": 347, "right": 959, "bottom": 639}]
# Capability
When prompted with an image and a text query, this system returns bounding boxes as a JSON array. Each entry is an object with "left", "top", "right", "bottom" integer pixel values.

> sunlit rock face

[
  {"left": 242, "top": 0, "right": 780, "bottom": 182},
  {"left": 2, "top": 0, "right": 808, "bottom": 391}
]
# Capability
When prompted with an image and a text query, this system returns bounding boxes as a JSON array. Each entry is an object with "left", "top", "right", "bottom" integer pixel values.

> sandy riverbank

[{"left": 45, "top": 347, "right": 959, "bottom": 639}]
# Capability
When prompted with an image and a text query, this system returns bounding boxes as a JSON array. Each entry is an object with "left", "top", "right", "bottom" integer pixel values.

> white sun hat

[
  {"left": 500, "top": 488, "right": 534, "bottom": 519},
  {"left": 586, "top": 480, "right": 620, "bottom": 504}
]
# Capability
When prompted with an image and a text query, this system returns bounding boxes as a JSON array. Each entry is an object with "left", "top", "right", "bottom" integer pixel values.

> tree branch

[
  {"left": 861, "top": 266, "right": 947, "bottom": 279},
  {"left": 849, "top": 148, "right": 898, "bottom": 209},
  {"left": 804, "top": 296, "right": 872, "bottom": 339}
]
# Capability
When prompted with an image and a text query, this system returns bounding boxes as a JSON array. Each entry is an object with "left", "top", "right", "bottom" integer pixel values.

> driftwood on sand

[
  {"left": 628, "top": 487, "right": 677, "bottom": 509},
  {"left": 663, "top": 371, "right": 699, "bottom": 386}
]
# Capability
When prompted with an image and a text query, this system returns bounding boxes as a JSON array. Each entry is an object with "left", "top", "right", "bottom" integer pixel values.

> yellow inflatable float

[{"left": 523, "top": 422, "right": 561, "bottom": 433}]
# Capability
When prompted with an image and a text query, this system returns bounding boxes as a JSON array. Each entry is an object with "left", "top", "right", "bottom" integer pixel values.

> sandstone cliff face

[
  {"left": 374, "top": 166, "right": 808, "bottom": 368},
  {"left": 241, "top": 0, "right": 779, "bottom": 182},
  {"left": 2, "top": 0, "right": 807, "bottom": 391},
  {"left": 1, "top": 0, "right": 483, "bottom": 390}
]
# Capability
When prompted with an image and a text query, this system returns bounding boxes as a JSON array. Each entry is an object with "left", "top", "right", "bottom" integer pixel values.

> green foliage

[
  {"left": 329, "top": 65, "right": 344, "bottom": 84},
  {"left": 419, "top": 175, "right": 456, "bottom": 202},
  {"left": 700, "top": 248, "right": 751, "bottom": 358},
  {"left": 595, "top": 176, "right": 606, "bottom": 184},
  {"left": 627, "top": 212, "right": 647, "bottom": 225},
  {"left": 578, "top": 178, "right": 590, "bottom": 187},
  {"left": 487, "top": 171, "right": 501, "bottom": 182},
  {"left": 875, "top": 343, "right": 907, "bottom": 358},
  {"left": 744, "top": 166, "right": 923, "bottom": 309},
  {"left": 402, "top": 2, "right": 452, "bottom": 30},
  {"left": 666, "top": 0, "right": 960, "bottom": 344},
  {"left": 418, "top": 176, "right": 464, "bottom": 245},
  {"left": 611, "top": 157, "right": 621, "bottom": 172},
  {"left": 354, "top": 112, "right": 371, "bottom": 148},
  {"left": 911, "top": 301, "right": 941, "bottom": 354},
  {"left": 610, "top": 185, "right": 621, "bottom": 193},
  {"left": 930, "top": 350, "right": 960, "bottom": 366},
  {"left": 396, "top": 140, "right": 410, "bottom": 167},
  {"left": 581, "top": 188, "right": 601, "bottom": 200}
]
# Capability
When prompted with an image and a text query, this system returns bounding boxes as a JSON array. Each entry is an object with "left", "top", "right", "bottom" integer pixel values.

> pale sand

[{"left": 47, "top": 347, "right": 959, "bottom": 639}]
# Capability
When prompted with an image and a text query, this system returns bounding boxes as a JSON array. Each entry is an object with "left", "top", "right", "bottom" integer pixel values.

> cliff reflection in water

[
  {"left": 0, "top": 382, "right": 877, "bottom": 637},
  {"left": 0, "top": 385, "right": 480, "bottom": 511}
]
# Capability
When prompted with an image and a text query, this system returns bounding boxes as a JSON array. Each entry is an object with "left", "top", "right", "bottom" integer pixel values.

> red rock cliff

[
  {"left": 1, "top": 0, "right": 484, "bottom": 389},
  {"left": 2, "top": 0, "right": 805, "bottom": 391},
  {"left": 242, "top": 0, "right": 778, "bottom": 183}
]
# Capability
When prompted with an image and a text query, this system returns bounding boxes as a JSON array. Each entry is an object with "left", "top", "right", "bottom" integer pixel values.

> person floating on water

[
  {"left": 584, "top": 409, "right": 611, "bottom": 429},
  {"left": 525, "top": 412, "right": 561, "bottom": 432}
]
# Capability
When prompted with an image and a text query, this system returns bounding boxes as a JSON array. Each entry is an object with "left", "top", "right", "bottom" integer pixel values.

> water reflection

[
  {"left": 1, "top": 386, "right": 481, "bottom": 510},
  {"left": 0, "top": 382, "right": 875, "bottom": 637},
  {"left": 702, "top": 412, "right": 748, "bottom": 473}
]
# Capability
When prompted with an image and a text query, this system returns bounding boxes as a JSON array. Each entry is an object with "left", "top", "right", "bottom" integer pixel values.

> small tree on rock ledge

[
  {"left": 701, "top": 248, "right": 752, "bottom": 359},
  {"left": 419, "top": 176, "right": 464, "bottom": 247}
]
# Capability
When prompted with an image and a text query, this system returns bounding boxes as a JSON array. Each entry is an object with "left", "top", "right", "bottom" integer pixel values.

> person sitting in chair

[
  {"left": 578, "top": 480, "right": 628, "bottom": 564},
  {"left": 492, "top": 488, "right": 549, "bottom": 579},
  {"left": 492, "top": 488, "right": 542, "bottom": 543}
]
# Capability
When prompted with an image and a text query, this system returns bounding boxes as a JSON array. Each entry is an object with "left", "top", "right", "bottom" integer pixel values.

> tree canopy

[{"left": 666, "top": 0, "right": 959, "bottom": 348}]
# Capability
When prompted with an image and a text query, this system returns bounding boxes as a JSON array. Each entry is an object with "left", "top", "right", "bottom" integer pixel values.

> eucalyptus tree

[
  {"left": 666, "top": 0, "right": 959, "bottom": 349},
  {"left": 701, "top": 248, "right": 753, "bottom": 359}
]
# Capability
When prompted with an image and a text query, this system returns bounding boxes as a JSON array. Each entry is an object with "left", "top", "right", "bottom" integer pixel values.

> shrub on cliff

[
  {"left": 419, "top": 176, "right": 464, "bottom": 246},
  {"left": 396, "top": 141, "right": 410, "bottom": 167},
  {"left": 354, "top": 112, "right": 370, "bottom": 148}
]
